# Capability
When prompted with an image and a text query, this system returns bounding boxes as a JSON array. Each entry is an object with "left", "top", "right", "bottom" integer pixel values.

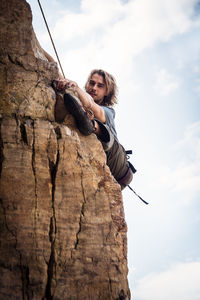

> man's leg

[
  {"left": 62, "top": 93, "right": 134, "bottom": 189},
  {"left": 93, "top": 119, "right": 114, "bottom": 151},
  {"left": 94, "top": 121, "right": 135, "bottom": 189},
  {"left": 64, "top": 93, "right": 94, "bottom": 135},
  {"left": 105, "top": 139, "right": 134, "bottom": 189}
]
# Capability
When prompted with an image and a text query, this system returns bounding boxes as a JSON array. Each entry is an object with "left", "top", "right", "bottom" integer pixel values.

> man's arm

[
  {"left": 42, "top": 48, "right": 106, "bottom": 124},
  {"left": 42, "top": 49, "right": 106, "bottom": 123},
  {"left": 57, "top": 79, "right": 106, "bottom": 123},
  {"left": 76, "top": 85, "right": 106, "bottom": 123}
]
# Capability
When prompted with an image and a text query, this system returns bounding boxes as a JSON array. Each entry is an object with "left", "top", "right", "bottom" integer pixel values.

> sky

[{"left": 27, "top": 0, "right": 200, "bottom": 299}]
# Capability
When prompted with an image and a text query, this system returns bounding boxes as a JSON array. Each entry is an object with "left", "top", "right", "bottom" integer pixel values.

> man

[{"left": 54, "top": 69, "right": 136, "bottom": 190}]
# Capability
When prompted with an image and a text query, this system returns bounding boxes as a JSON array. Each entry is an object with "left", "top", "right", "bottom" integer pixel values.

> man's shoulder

[{"left": 102, "top": 106, "right": 115, "bottom": 119}]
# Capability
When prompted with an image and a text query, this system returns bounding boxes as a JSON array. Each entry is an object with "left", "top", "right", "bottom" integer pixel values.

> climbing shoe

[{"left": 64, "top": 93, "right": 94, "bottom": 136}]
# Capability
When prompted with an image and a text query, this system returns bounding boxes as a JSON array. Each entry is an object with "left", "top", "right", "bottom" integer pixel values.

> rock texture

[{"left": 0, "top": 0, "right": 130, "bottom": 299}]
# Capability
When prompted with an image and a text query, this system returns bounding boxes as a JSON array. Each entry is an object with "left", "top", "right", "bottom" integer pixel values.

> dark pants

[
  {"left": 106, "top": 139, "right": 134, "bottom": 189},
  {"left": 96, "top": 121, "right": 134, "bottom": 190}
]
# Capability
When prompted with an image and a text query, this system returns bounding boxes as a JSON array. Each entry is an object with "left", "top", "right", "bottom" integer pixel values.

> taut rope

[{"left": 37, "top": 0, "right": 66, "bottom": 78}]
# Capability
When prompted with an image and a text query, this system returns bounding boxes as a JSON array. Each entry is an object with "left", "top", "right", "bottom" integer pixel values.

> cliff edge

[{"left": 0, "top": 0, "right": 130, "bottom": 299}]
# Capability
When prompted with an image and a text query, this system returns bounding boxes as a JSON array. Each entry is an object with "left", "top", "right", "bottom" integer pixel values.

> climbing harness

[{"left": 37, "top": 0, "right": 66, "bottom": 78}]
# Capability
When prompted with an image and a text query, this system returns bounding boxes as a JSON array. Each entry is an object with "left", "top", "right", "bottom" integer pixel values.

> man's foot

[{"left": 64, "top": 93, "right": 94, "bottom": 136}]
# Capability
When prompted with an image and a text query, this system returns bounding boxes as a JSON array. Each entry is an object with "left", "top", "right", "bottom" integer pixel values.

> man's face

[{"left": 86, "top": 73, "right": 107, "bottom": 105}]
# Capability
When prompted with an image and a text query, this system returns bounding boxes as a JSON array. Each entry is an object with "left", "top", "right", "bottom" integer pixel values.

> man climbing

[{"left": 53, "top": 69, "right": 136, "bottom": 190}]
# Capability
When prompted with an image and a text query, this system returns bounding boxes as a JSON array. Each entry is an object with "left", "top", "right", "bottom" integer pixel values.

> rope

[
  {"left": 128, "top": 185, "right": 149, "bottom": 205},
  {"left": 37, "top": 0, "right": 66, "bottom": 78}
]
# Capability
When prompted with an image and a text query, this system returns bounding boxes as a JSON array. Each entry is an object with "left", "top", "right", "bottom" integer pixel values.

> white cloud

[
  {"left": 53, "top": 0, "right": 124, "bottom": 41},
  {"left": 175, "top": 121, "right": 200, "bottom": 161},
  {"left": 46, "top": 0, "right": 199, "bottom": 79},
  {"left": 154, "top": 68, "right": 179, "bottom": 96},
  {"left": 151, "top": 121, "right": 200, "bottom": 204},
  {"left": 54, "top": 0, "right": 197, "bottom": 45},
  {"left": 133, "top": 261, "right": 200, "bottom": 300},
  {"left": 193, "top": 65, "right": 200, "bottom": 73},
  {"left": 195, "top": 78, "right": 200, "bottom": 95},
  {"left": 170, "top": 122, "right": 200, "bottom": 197}
]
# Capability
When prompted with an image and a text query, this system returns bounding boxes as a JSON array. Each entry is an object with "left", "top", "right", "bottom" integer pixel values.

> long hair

[{"left": 85, "top": 69, "right": 118, "bottom": 106}]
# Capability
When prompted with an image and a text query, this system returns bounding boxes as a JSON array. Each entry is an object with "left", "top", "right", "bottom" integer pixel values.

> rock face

[{"left": 0, "top": 1, "right": 130, "bottom": 299}]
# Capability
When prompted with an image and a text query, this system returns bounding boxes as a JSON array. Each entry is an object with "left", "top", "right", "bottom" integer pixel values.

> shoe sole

[{"left": 64, "top": 93, "right": 93, "bottom": 136}]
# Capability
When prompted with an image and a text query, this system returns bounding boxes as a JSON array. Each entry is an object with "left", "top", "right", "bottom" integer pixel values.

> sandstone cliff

[{"left": 0, "top": 0, "right": 130, "bottom": 299}]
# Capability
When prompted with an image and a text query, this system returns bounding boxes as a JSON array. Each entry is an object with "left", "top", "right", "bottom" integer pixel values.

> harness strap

[{"left": 125, "top": 150, "right": 132, "bottom": 155}]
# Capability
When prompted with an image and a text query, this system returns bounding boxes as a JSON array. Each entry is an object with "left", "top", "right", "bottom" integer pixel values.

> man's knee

[
  {"left": 95, "top": 120, "right": 115, "bottom": 151},
  {"left": 106, "top": 140, "right": 136, "bottom": 188},
  {"left": 117, "top": 164, "right": 134, "bottom": 190}
]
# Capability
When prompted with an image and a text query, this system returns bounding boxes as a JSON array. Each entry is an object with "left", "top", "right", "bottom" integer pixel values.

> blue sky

[{"left": 27, "top": 0, "right": 200, "bottom": 299}]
